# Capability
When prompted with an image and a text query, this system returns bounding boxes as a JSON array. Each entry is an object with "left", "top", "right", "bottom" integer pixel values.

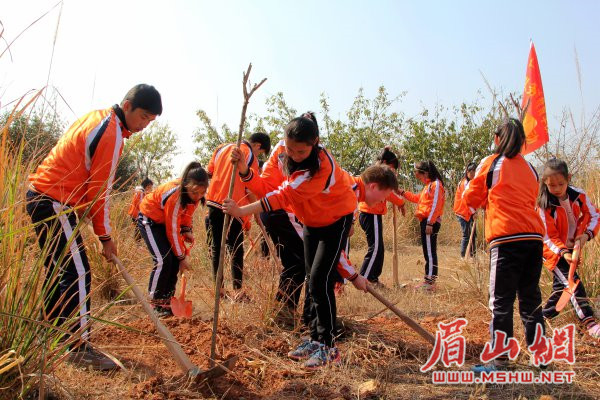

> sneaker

[
  {"left": 68, "top": 345, "right": 118, "bottom": 371},
  {"left": 303, "top": 344, "right": 341, "bottom": 369},
  {"left": 154, "top": 306, "right": 173, "bottom": 318},
  {"left": 288, "top": 340, "right": 321, "bottom": 361},
  {"left": 471, "top": 360, "right": 509, "bottom": 374},
  {"left": 414, "top": 281, "right": 436, "bottom": 292},
  {"left": 587, "top": 324, "right": 600, "bottom": 339}
]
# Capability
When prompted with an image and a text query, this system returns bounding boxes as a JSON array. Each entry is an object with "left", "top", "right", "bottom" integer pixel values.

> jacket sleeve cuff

[
  {"left": 98, "top": 235, "right": 111, "bottom": 242},
  {"left": 180, "top": 225, "right": 193, "bottom": 233},
  {"left": 240, "top": 168, "right": 253, "bottom": 182},
  {"left": 177, "top": 254, "right": 186, "bottom": 261},
  {"left": 585, "top": 230, "right": 594, "bottom": 240}
]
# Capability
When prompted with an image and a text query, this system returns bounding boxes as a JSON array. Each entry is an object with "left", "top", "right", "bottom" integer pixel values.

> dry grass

[{"left": 15, "top": 199, "right": 596, "bottom": 400}]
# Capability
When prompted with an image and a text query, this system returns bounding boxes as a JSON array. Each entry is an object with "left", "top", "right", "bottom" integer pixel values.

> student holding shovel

[
  {"left": 26, "top": 84, "right": 162, "bottom": 370},
  {"left": 205, "top": 132, "right": 271, "bottom": 299},
  {"left": 225, "top": 114, "right": 373, "bottom": 368},
  {"left": 537, "top": 158, "right": 600, "bottom": 339},
  {"left": 357, "top": 147, "right": 406, "bottom": 286},
  {"left": 463, "top": 118, "right": 546, "bottom": 372},
  {"left": 138, "top": 162, "right": 208, "bottom": 317}
]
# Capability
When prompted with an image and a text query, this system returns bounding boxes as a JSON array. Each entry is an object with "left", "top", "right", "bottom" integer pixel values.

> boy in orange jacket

[{"left": 26, "top": 84, "right": 162, "bottom": 370}]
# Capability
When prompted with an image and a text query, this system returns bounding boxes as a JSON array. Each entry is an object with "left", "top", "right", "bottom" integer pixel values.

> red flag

[{"left": 521, "top": 42, "right": 549, "bottom": 155}]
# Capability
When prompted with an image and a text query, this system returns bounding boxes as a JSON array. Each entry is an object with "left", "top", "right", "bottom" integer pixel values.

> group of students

[{"left": 25, "top": 84, "right": 600, "bottom": 374}]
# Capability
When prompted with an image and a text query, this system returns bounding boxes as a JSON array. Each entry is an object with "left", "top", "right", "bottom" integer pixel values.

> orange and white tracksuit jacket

[
  {"left": 538, "top": 186, "right": 599, "bottom": 271},
  {"left": 358, "top": 188, "right": 404, "bottom": 215},
  {"left": 139, "top": 180, "right": 198, "bottom": 260},
  {"left": 242, "top": 140, "right": 358, "bottom": 279},
  {"left": 242, "top": 140, "right": 357, "bottom": 228},
  {"left": 128, "top": 187, "right": 145, "bottom": 219},
  {"left": 403, "top": 179, "right": 445, "bottom": 224},
  {"left": 29, "top": 106, "right": 131, "bottom": 241},
  {"left": 206, "top": 140, "right": 259, "bottom": 209},
  {"left": 463, "top": 154, "right": 545, "bottom": 247},
  {"left": 453, "top": 177, "right": 473, "bottom": 221}
]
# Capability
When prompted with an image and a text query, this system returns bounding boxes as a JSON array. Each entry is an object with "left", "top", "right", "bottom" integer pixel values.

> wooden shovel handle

[
  {"left": 367, "top": 285, "right": 435, "bottom": 345},
  {"left": 113, "top": 256, "right": 196, "bottom": 373}
]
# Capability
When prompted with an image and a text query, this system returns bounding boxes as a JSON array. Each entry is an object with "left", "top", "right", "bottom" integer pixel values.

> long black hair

[
  {"left": 179, "top": 161, "right": 209, "bottom": 206},
  {"left": 283, "top": 112, "right": 320, "bottom": 177},
  {"left": 464, "top": 162, "right": 477, "bottom": 180},
  {"left": 495, "top": 118, "right": 525, "bottom": 158},
  {"left": 538, "top": 158, "right": 569, "bottom": 209},
  {"left": 415, "top": 160, "right": 444, "bottom": 186},
  {"left": 377, "top": 146, "right": 399, "bottom": 170}
]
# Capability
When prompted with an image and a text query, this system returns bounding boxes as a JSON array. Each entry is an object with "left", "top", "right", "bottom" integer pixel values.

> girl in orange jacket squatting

[
  {"left": 224, "top": 115, "right": 374, "bottom": 369},
  {"left": 138, "top": 162, "right": 208, "bottom": 318},
  {"left": 399, "top": 161, "right": 445, "bottom": 291},
  {"left": 538, "top": 158, "right": 600, "bottom": 339},
  {"left": 357, "top": 147, "right": 405, "bottom": 286},
  {"left": 464, "top": 118, "right": 546, "bottom": 372},
  {"left": 453, "top": 162, "right": 477, "bottom": 257}
]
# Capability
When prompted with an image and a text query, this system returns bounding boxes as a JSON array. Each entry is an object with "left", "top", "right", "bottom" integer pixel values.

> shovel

[
  {"left": 112, "top": 256, "right": 237, "bottom": 381},
  {"left": 171, "top": 274, "right": 193, "bottom": 318},
  {"left": 367, "top": 285, "right": 436, "bottom": 346},
  {"left": 556, "top": 239, "right": 581, "bottom": 312}
]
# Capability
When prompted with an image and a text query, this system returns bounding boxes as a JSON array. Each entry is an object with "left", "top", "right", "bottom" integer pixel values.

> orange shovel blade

[
  {"left": 171, "top": 275, "right": 193, "bottom": 318},
  {"left": 556, "top": 242, "right": 581, "bottom": 312}
]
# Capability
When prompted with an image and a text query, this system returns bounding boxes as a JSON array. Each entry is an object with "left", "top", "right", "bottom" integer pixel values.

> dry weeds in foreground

[{"left": 30, "top": 208, "right": 600, "bottom": 400}]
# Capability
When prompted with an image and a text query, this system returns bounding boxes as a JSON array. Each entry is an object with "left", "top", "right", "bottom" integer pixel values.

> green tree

[
  {"left": 118, "top": 121, "right": 179, "bottom": 188},
  {"left": 320, "top": 86, "right": 405, "bottom": 175}
]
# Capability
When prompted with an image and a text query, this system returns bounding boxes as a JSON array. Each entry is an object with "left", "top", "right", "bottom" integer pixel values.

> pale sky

[{"left": 2, "top": 0, "right": 599, "bottom": 176}]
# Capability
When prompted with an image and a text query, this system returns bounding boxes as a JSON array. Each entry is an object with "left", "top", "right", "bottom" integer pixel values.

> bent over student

[
  {"left": 464, "top": 118, "right": 546, "bottom": 372},
  {"left": 26, "top": 84, "right": 162, "bottom": 370},
  {"left": 138, "top": 162, "right": 208, "bottom": 318},
  {"left": 224, "top": 114, "right": 368, "bottom": 369}
]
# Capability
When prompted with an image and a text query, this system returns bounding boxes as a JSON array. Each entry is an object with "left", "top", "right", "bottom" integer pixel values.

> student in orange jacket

[
  {"left": 138, "top": 162, "right": 208, "bottom": 317},
  {"left": 358, "top": 147, "right": 405, "bottom": 286},
  {"left": 128, "top": 178, "right": 154, "bottom": 240},
  {"left": 537, "top": 158, "right": 600, "bottom": 339},
  {"left": 453, "top": 162, "right": 477, "bottom": 257},
  {"left": 205, "top": 132, "right": 271, "bottom": 295},
  {"left": 399, "top": 161, "right": 445, "bottom": 290},
  {"left": 128, "top": 178, "right": 154, "bottom": 221},
  {"left": 26, "top": 84, "right": 162, "bottom": 370},
  {"left": 225, "top": 115, "right": 371, "bottom": 369},
  {"left": 463, "top": 118, "right": 546, "bottom": 372}
]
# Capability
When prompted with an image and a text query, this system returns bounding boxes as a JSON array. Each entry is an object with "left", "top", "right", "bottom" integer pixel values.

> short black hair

[
  {"left": 249, "top": 132, "right": 271, "bottom": 154},
  {"left": 141, "top": 178, "right": 154, "bottom": 189},
  {"left": 377, "top": 146, "right": 399, "bottom": 170},
  {"left": 122, "top": 84, "right": 162, "bottom": 115}
]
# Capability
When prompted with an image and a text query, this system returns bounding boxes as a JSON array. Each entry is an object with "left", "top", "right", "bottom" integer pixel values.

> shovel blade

[
  {"left": 190, "top": 355, "right": 238, "bottom": 382},
  {"left": 556, "top": 280, "right": 580, "bottom": 312}
]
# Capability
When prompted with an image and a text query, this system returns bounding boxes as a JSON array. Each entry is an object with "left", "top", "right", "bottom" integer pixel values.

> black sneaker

[
  {"left": 68, "top": 345, "right": 118, "bottom": 371},
  {"left": 154, "top": 306, "right": 173, "bottom": 318}
]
